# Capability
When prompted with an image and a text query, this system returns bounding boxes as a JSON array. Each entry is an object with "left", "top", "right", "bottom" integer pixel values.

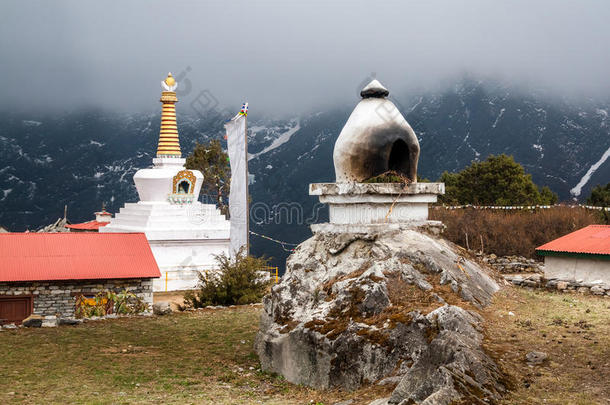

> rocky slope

[{"left": 255, "top": 225, "right": 505, "bottom": 404}]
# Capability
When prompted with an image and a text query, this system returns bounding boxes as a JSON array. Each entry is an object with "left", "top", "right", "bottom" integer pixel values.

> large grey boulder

[{"left": 255, "top": 226, "right": 504, "bottom": 404}]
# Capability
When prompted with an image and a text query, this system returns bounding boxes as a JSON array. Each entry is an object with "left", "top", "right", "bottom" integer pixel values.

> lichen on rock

[{"left": 255, "top": 225, "right": 506, "bottom": 404}]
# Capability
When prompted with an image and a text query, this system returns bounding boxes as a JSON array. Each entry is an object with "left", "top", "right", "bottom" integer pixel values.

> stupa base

[
  {"left": 310, "top": 221, "right": 445, "bottom": 236},
  {"left": 309, "top": 182, "right": 445, "bottom": 225}
]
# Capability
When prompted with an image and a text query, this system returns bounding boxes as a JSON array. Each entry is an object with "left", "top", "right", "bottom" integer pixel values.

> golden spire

[{"left": 156, "top": 72, "right": 182, "bottom": 158}]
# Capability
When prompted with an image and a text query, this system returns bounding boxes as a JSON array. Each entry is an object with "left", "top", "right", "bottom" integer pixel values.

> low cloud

[{"left": 2, "top": 0, "right": 609, "bottom": 116}]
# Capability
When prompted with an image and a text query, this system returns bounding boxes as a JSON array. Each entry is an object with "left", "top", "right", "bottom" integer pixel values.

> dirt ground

[
  {"left": 153, "top": 290, "right": 193, "bottom": 310},
  {"left": 483, "top": 287, "right": 610, "bottom": 404}
]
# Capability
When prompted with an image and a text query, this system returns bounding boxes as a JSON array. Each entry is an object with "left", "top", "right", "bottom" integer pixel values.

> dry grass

[
  {"left": 430, "top": 207, "right": 606, "bottom": 258},
  {"left": 483, "top": 288, "right": 610, "bottom": 405},
  {"left": 0, "top": 288, "right": 608, "bottom": 404}
]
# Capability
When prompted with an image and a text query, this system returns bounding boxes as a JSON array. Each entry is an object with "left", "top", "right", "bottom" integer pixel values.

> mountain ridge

[{"left": 1, "top": 77, "right": 608, "bottom": 269}]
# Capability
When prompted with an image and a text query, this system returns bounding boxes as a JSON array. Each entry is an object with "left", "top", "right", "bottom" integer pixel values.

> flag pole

[{"left": 244, "top": 108, "right": 250, "bottom": 256}]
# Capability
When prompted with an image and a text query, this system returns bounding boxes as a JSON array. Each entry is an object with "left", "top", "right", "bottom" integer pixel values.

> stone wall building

[
  {"left": 0, "top": 232, "right": 160, "bottom": 325},
  {"left": 536, "top": 225, "right": 610, "bottom": 285}
]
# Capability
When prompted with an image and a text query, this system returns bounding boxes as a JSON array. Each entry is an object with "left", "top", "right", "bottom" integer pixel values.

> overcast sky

[{"left": 2, "top": 0, "right": 610, "bottom": 116}]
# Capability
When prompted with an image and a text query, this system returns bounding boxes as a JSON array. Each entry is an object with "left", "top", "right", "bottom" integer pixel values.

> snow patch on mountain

[
  {"left": 570, "top": 145, "right": 610, "bottom": 197},
  {"left": 532, "top": 144, "right": 544, "bottom": 158},
  {"left": 596, "top": 108, "right": 608, "bottom": 127},
  {"left": 409, "top": 96, "right": 423, "bottom": 113},
  {"left": 492, "top": 108, "right": 505, "bottom": 128},
  {"left": 34, "top": 156, "right": 53, "bottom": 165},
  {"left": 248, "top": 119, "right": 300, "bottom": 161},
  {"left": 465, "top": 132, "right": 480, "bottom": 158}
]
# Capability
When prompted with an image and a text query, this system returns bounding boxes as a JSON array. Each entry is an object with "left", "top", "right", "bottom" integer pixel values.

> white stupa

[{"left": 101, "top": 73, "right": 230, "bottom": 291}]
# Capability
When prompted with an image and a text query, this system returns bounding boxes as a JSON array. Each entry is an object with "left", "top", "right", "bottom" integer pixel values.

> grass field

[{"left": 0, "top": 288, "right": 608, "bottom": 405}]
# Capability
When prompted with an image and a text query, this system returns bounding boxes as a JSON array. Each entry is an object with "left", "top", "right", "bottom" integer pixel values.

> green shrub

[
  {"left": 113, "top": 289, "right": 150, "bottom": 315},
  {"left": 183, "top": 248, "right": 271, "bottom": 308},
  {"left": 185, "top": 139, "right": 231, "bottom": 213},
  {"left": 363, "top": 170, "right": 411, "bottom": 184},
  {"left": 586, "top": 183, "right": 610, "bottom": 207},
  {"left": 439, "top": 154, "right": 558, "bottom": 205}
]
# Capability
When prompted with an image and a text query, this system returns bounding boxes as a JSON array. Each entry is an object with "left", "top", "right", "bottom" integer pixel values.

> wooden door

[{"left": 0, "top": 296, "right": 33, "bottom": 325}]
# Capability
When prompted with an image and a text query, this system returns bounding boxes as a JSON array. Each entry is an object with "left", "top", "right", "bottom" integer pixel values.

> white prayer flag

[{"left": 225, "top": 113, "right": 248, "bottom": 257}]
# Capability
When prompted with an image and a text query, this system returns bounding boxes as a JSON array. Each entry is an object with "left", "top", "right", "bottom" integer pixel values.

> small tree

[
  {"left": 540, "top": 186, "right": 559, "bottom": 205},
  {"left": 183, "top": 248, "right": 271, "bottom": 308},
  {"left": 438, "top": 154, "right": 558, "bottom": 205},
  {"left": 586, "top": 183, "right": 610, "bottom": 207},
  {"left": 185, "top": 139, "right": 230, "bottom": 212}
]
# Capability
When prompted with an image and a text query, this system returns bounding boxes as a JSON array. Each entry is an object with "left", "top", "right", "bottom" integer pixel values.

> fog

[{"left": 2, "top": 0, "right": 610, "bottom": 116}]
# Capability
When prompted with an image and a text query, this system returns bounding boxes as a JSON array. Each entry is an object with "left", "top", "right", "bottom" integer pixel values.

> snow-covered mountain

[{"left": 1, "top": 77, "right": 609, "bottom": 269}]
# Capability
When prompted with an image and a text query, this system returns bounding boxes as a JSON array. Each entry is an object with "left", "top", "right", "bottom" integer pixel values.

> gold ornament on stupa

[{"left": 156, "top": 72, "right": 182, "bottom": 158}]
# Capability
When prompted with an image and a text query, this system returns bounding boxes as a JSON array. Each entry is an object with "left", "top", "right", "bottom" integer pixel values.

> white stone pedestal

[{"left": 309, "top": 182, "right": 444, "bottom": 226}]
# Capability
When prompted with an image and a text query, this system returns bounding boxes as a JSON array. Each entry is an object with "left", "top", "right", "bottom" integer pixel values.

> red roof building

[
  {"left": 0, "top": 233, "right": 160, "bottom": 325},
  {"left": 66, "top": 220, "right": 109, "bottom": 232},
  {"left": 66, "top": 207, "right": 112, "bottom": 232},
  {"left": 536, "top": 225, "right": 610, "bottom": 259},
  {"left": 536, "top": 225, "right": 610, "bottom": 287}
]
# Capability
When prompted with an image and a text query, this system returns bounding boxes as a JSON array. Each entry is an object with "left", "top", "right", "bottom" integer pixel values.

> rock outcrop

[{"left": 255, "top": 225, "right": 505, "bottom": 404}]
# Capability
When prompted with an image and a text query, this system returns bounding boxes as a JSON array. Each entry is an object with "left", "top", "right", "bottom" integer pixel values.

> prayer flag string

[{"left": 249, "top": 230, "right": 298, "bottom": 252}]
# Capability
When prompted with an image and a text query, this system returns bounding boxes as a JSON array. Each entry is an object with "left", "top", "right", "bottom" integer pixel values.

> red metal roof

[
  {"left": 536, "top": 225, "right": 610, "bottom": 256},
  {"left": 0, "top": 233, "right": 160, "bottom": 282},
  {"left": 65, "top": 220, "right": 109, "bottom": 231}
]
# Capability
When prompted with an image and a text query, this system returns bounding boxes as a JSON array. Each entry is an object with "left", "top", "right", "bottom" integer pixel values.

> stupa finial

[
  {"left": 161, "top": 72, "right": 178, "bottom": 92},
  {"left": 156, "top": 72, "right": 182, "bottom": 158},
  {"left": 360, "top": 79, "right": 389, "bottom": 98}
]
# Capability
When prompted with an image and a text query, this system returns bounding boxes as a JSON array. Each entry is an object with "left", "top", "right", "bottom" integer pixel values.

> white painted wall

[
  {"left": 328, "top": 202, "right": 430, "bottom": 224},
  {"left": 150, "top": 239, "right": 229, "bottom": 291},
  {"left": 133, "top": 158, "right": 203, "bottom": 202},
  {"left": 544, "top": 256, "right": 610, "bottom": 284},
  {"left": 312, "top": 183, "right": 443, "bottom": 225}
]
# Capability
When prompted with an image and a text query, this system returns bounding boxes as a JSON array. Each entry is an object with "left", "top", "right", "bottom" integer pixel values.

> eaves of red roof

[
  {"left": 65, "top": 220, "right": 109, "bottom": 230},
  {"left": 0, "top": 233, "right": 161, "bottom": 282},
  {"left": 536, "top": 225, "right": 610, "bottom": 257}
]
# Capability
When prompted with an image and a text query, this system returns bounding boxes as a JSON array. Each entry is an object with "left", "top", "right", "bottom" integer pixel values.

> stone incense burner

[
  {"left": 312, "top": 79, "right": 444, "bottom": 227},
  {"left": 333, "top": 79, "right": 420, "bottom": 183}
]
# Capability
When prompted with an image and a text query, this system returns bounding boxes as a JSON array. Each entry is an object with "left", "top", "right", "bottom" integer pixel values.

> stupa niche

[{"left": 101, "top": 73, "right": 230, "bottom": 291}]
